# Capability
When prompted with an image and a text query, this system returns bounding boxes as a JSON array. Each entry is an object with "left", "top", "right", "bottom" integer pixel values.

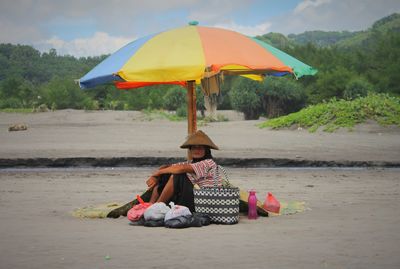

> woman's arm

[
  {"left": 152, "top": 163, "right": 194, "bottom": 177},
  {"left": 145, "top": 164, "right": 173, "bottom": 189}
]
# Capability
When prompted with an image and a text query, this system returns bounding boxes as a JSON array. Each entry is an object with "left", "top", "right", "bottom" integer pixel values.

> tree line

[{"left": 0, "top": 14, "right": 399, "bottom": 120}]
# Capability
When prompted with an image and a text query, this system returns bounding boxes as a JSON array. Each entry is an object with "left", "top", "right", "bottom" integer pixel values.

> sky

[{"left": 0, "top": 0, "right": 399, "bottom": 58}]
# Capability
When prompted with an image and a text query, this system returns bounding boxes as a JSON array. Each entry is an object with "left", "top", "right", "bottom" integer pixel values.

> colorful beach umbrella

[
  {"left": 79, "top": 24, "right": 316, "bottom": 89},
  {"left": 79, "top": 23, "right": 317, "bottom": 135}
]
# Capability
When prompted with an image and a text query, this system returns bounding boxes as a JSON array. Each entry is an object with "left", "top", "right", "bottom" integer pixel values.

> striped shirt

[
  {"left": 172, "top": 159, "right": 222, "bottom": 188},
  {"left": 188, "top": 159, "right": 222, "bottom": 188}
]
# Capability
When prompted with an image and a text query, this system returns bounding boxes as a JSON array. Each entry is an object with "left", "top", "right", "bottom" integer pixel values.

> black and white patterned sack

[{"left": 193, "top": 165, "right": 240, "bottom": 224}]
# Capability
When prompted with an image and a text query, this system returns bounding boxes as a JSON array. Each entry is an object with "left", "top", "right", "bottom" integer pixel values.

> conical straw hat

[{"left": 180, "top": 130, "right": 219, "bottom": 150}]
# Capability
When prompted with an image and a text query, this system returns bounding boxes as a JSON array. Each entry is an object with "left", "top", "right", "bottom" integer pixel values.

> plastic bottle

[{"left": 248, "top": 190, "right": 258, "bottom": 219}]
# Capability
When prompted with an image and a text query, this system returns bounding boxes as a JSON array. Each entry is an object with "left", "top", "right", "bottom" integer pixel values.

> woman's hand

[
  {"left": 146, "top": 176, "right": 158, "bottom": 190},
  {"left": 151, "top": 169, "right": 163, "bottom": 178}
]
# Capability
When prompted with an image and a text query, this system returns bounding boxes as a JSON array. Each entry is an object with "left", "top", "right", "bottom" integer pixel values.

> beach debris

[
  {"left": 8, "top": 123, "right": 28, "bottom": 132},
  {"left": 104, "top": 255, "right": 111, "bottom": 260}
]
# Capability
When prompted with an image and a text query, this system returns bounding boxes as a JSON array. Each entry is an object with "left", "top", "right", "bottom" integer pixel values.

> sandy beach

[
  {"left": 1, "top": 109, "right": 400, "bottom": 162},
  {"left": 1, "top": 110, "right": 400, "bottom": 269}
]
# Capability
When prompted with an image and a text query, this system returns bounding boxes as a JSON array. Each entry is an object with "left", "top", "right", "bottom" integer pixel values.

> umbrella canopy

[{"left": 79, "top": 24, "right": 317, "bottom": 89}]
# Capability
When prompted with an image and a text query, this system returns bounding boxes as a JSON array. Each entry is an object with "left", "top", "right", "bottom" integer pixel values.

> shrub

[
  {"left": 176, "top": 105, "right": 187, "bottom": 118},
  {"left": 230, "top": 78, "right": 262, "bottom": 120},
  {"left": 163, "top": 87, "right": 187, "bottom": 110},
  {"left": 343, "top": 77, "right": 373, "bottom": 100},
  {"left": 260, "top": 77, "right": 306, "bottom": 118},
  {"left": 0, "top": 97, "right": 21, "bottom": 109},
  {"left": 40, "top": 77, "right": 92, "bottom": 109},
  {"left": 258, "top": 93, "right": 400, "bottom": 132}
]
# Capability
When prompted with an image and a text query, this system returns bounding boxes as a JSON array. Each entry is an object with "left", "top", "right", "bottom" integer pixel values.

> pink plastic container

[{"left": 248, "top": 190, "right": 258, "bottom": 219}]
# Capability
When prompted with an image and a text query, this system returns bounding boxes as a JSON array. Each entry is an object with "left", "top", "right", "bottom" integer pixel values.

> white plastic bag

[
  {"left": 144, "top": 202, "right": 170, "bottom": 221},
  {"left": 164, "top": 202, "right": 192, "bottom": 221}
]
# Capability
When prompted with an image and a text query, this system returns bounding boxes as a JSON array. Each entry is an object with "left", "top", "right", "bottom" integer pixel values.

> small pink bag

[
  {"left": 127, "top": 195, "right": 151, "bottom": 222},
  {"left": 263, "top": 192, "right": 281, "bottom": 214}
]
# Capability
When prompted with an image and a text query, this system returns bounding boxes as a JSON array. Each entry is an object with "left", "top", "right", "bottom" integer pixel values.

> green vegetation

[
  {"left": 256, "top": 32, "right": 294, "bottom": 49},
  {"left": 258, "top": 94, "right": 400, "bottom": 132},
  {"left": 288, "top": 30, "right": 357, "bottom": 47},
  {"left": 230, "top": 78, "right": 263, "bottom": 120},
  {"left": 338, "top": 13, "right": 400, "bottom": 48},
  {"left": 0, "top": 108, "right": 33, "bottom": 113},
  {"left": 286, "top": 14, "right": 400, "bottom": 48},
  {"left": 142, "top": 109, "right": 186, "bottom": 122},
  {"left": 141, "top": 109, "right": 229, "bottom": 124}
]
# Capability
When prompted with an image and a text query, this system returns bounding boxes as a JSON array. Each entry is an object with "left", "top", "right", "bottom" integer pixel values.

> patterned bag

[{"left": 193, "top": 165, "right": 240, "bottom": 224}]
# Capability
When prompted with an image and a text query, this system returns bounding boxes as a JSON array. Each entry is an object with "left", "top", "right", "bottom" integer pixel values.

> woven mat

[
  {"left": 71, "top": 200, "right": 307, "bottom": 219},
  {"left": 71, "top": 202, "right": 124, "bottom": 218}
]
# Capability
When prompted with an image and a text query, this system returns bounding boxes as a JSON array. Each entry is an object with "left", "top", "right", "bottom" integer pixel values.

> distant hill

[
  {"left": 288, "top": 30, "right": 358, "bottom": 47},
  {"left": 337, "top": 13, "right": 400, "bottom": 48},
  {"left": 255, "top": 32, "right": 295, "bottom": 49},
  {"left": 256, "top": 13, "right": 400, "bottom": 49}
]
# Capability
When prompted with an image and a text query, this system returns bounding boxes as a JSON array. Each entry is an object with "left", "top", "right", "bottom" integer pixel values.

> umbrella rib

[{"left": 221, "top": 69, "right": 291, "bottom": 76}]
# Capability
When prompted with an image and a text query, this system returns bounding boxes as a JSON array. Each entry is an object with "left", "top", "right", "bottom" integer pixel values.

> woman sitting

[{"left": 145, "top": 130, "right": 221, "bottom": 212}]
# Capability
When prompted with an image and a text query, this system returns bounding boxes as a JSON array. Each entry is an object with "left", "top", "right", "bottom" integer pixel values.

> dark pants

[{"left": 157, "top": 173, "right": 195, "bottom": 212}]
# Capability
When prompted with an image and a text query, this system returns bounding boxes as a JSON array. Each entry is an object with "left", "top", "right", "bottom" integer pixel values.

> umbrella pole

[
  {"left": 186, "top": 81, "right": 197, "bottom": 160},
  {"left": 187, "top": 80, "right": 197, "bottom": 135}
]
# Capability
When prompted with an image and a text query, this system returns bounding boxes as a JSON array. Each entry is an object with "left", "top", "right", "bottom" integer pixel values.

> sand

[
  {"left": 0, "top": 110, "right": 400, "bottom": 269},
  {"left": 1, "top": 109, "right": 400, "bottom": 162}
]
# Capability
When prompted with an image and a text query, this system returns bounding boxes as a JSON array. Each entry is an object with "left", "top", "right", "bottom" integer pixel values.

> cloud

[
  {"left": 0, "top": 19, "right": 44, "bottom": 44},
  {"left": 272, "top": 0, "right": 400, "bottom": 34},
  {"left": 35, "top": 32, "right": 133, "bottom": 57},
  {"left": 213, "top": 21, "right": 272, "bottom": 36},
  {"left": 187, "top": 0, "right": 248, "bottom": 23},
  {"left": 294, "top": 0, "right": 331, "bottom": 14},
  {"left": 0, "top": 0, "right": 247, "bottom": 43},
  {"left": 1, "top": 0, "right": 400, "bottom": 56}
]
